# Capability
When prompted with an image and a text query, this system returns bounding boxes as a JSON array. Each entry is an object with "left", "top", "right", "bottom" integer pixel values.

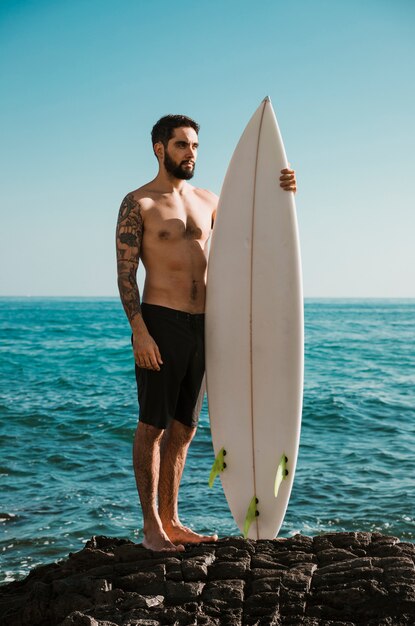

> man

[{"left": 116, "top": 114, "right": 296, "bottom": 552}]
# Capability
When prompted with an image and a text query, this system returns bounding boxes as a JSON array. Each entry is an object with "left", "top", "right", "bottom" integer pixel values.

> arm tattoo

[{"left": 115, "top": 193, "right": 143, "bottom": 324}]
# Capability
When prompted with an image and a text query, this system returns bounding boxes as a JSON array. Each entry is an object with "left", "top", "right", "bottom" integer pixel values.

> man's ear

[{"left": 154, "top": 142, "right": 164, "bottom": 161}]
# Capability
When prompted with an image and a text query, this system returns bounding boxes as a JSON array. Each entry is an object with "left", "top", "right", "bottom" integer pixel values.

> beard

[{"left": 163, "top": 150, "right": 195, "bottom": 180}]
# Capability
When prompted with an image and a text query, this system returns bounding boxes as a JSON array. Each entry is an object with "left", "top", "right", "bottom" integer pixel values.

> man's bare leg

[
  {"left": 158, "top": 419, "right": 218, "bottom": 544},
  {"left": 133, "top": 421, "right": 184, "bottom": 552}
]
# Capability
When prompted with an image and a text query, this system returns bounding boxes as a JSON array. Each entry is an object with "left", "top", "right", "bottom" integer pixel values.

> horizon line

[{"left": 1, "top": 295, "right": 415, "bottom": 301}]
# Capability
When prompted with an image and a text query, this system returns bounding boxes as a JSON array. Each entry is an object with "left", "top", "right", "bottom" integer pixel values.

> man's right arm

[
  {"left": 116, "top": 193, "right": 144, "bottom": 328},
  {"left": 116, "top": 193, "right": 163, "bottom": 370}
]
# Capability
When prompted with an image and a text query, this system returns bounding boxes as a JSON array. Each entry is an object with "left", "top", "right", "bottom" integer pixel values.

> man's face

[{"left": 163, "top": 127, "right": 199, "bottom": 180}]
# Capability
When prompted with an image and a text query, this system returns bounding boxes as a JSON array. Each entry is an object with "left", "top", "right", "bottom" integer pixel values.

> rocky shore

[{"left": 0, "top": 532, "right": 414, "bottom": 625}]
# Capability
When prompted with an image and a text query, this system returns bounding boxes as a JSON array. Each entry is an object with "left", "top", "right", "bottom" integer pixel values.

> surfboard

[{"left": 205, "top": 97, "right": 303, "bottom": 540}]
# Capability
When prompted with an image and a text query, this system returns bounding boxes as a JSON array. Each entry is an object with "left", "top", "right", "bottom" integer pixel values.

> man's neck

[{"left": 152, "top": 170, "right": 191, "bottom": 195}]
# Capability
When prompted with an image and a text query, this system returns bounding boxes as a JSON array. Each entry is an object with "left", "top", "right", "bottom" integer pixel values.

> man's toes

[{"left": 175, "top": 543, "right": 185, "bottom": 552}]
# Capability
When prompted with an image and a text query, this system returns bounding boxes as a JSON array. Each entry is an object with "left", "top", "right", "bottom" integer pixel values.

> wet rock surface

[{"left": 0, "top": 532, "right": 414, "bottom": 625}]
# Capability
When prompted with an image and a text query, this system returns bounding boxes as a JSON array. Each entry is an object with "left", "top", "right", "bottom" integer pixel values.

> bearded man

[{"left": 116, "top": 114, "right": 296, "bottom": 551}]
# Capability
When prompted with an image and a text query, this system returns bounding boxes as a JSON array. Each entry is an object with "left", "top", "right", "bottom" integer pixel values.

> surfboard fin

[
  {"left": 243, "top": 496, "right": 259, "bottom": 539},
  {"left": 274, "top": 454, "right": 289, "bottom": 498},
  {"left": 208, "top": 447, "right": 226, "bottom": 488}
]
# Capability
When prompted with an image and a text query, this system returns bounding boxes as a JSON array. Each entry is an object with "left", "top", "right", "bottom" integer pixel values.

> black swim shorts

[{"left": 131, "top": 303, "right": 206, "bottom": 430}]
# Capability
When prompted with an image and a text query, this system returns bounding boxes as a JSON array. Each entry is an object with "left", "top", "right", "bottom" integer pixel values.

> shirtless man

[{"left": 116, "top": 114, "right": 297, "bottom": 552}]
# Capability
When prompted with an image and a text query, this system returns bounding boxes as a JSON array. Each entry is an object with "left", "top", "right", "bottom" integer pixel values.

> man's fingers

[
  {"left": 279, "top": 166, "right": 296, "bottom": 193},
  {"left": 136, "top": 353, "right": 152, "bottom": 369},
  {"left": 155, "top": 345, "right": 163, "bottom": 365},
  {"left": 280, "top": 184, "right": 297, "bottom": 193},
  {"left": 142, "top": 355, "right": 152, "bottom": 369},
  {"left": 137, "top": 351, "right": 162, "bottom": 371},
  {"left": 133, "top": 335, "right": 163, "bottom": 371},
  {"left": 148, "top": 351, "right": 161, "bottom": 371}
]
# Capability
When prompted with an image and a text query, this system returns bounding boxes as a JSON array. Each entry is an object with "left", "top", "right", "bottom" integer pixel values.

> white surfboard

[{"left": 205, "top": 97, "right": 303, "bottom": 540}]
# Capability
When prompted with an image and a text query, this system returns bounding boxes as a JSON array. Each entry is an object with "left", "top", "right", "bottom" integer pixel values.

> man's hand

[
  {"left": 133, "top": 331, "right": 163, "bottom": 371},
  {"left": 279, "top": 167, "right": 297, "bottom": 193}
]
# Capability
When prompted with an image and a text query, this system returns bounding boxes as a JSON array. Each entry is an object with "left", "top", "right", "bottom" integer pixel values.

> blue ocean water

[{"left": 0, "top": 298, "right": 414, "bottom": 584}]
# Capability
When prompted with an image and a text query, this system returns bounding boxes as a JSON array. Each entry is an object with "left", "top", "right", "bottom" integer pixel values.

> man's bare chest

[{"left": 143, "top": 202, "right": 212, "bottom": 244}]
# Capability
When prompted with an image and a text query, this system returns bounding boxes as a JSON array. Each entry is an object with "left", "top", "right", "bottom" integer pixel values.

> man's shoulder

[
  {"left": 193, "top": 187, "right": 219, "bottom": 207},
  {"left": 122, "top": 183, "right": 157, "bottom": 211}
]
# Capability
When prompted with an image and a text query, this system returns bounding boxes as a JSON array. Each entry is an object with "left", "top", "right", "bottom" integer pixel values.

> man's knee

[
  {"left": 136, "top": 420, "right": 165, "bottom": 444},
  {"left": 168, "top": 418, "right": 196, "bottom": 445}
]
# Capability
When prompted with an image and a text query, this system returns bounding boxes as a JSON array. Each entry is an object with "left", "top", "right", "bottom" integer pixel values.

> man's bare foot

[
  {"left": 142, "top": 528, "right": 185, "bottom": 552},
  {"left": 164, "top": 522, "right": 218, "bottom": 545}
]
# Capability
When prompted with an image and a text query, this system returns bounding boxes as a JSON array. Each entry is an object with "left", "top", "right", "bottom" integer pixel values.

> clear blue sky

[{"left": 1, "top": 0, "right": 414, "bottom": 297}]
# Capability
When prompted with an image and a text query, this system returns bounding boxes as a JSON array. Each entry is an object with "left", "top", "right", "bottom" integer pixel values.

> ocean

[{"left": 0, "top": 298, "right": 414, "bottom": 584}]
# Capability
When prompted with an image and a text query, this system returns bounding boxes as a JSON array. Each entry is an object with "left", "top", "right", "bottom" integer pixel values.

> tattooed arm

[
  {"left": 116, "top": 193, "right": 143, "bottom": 325},
  {"left": 116, "top": 193, "right": 163, "bottom": 371}
]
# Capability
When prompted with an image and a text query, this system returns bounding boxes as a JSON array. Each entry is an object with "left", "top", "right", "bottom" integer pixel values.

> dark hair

[{"left": 151, "top": 115, "right": 200, "bottom": 153}]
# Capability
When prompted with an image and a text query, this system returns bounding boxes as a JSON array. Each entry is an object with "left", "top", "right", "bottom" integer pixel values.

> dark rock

[
  {"left": 201, "top": 601, "right": 243, "bottom": 625},
  {"left": 181, "top": 554, "right": 215, "bottom": 581},
  {"left": 202, "top": 579, "right": 245, "bottom": 606},
  {"left": 285, "top": 565, "right": 316, "bottom": 592},
  {"left": 0, "top": 532, "right": 414, "bottom": 625},
  {"left": 245, "top": 591, "right": 280, "bottom": 607},
  {"left": 251, "top": 567, "right": 286, "bottom": 580},
  {"left": 208, "top": 559, "right": 249, "bottom": 579},
  {"left": 369, "top": 544, "right": 410, "bottom": 558},
  {"left": 84, "top": 536, "right": 132, "bottom": 551},
  {"left": 59, "top": 612, "right": 102, "bottom": 626},
  {"left": 67, "top": 548, "right": 116, "bottom": 569},
  {"left": 251, "top": 555, "right": 285, "bottom": 569},
  {"left": 279, "top": 533, "right": 314, "bottom": 551},
  {"left": 316, "top": 548, "right": 360, "bottom": 565},
  {"left": 250, "top": 576, "right": 282, "bottom": 594},
  {"left": 117, "top": 591, "right": 163, "bottom": 610},
  {"left": 51, "top": 592, "right": 94, "bottom": 624},
  {"left": 163, "top": 580, "right": 205, "bottom": 601},
  {"left": 114, "top": 565, "right": 166, "bottom": 591},
  {"left": 275, "top": 550, "right": 316, "bottom": 567}
]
